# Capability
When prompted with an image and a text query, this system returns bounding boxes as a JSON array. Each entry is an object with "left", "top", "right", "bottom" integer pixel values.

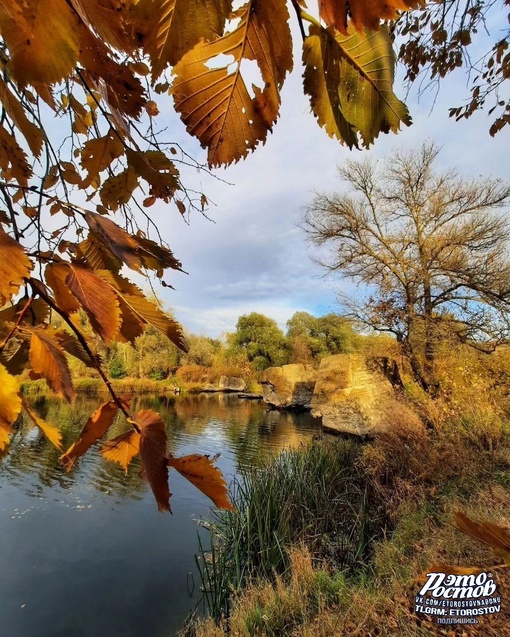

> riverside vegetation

[{"left": 183, "top": 340, "right": 510, "bottom": 636}]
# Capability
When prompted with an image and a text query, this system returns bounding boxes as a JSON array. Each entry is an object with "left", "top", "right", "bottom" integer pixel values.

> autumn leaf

[
  {"left": 80, "top": 132, "right": 124, "bottom": 182},
  {"left": 319, "top": 0, "right": 424, "bottom": 34},
  {"left": 61, "top": 401, "right": 119, "bottom": 470},
  {"left": 133, "top": 0, "right": 232, "bottom": 77},
  {"left": 99, "top": 166, "right": 139, "bottom": 212},
  {"left": 0, "top": 125, "right": 32, "bottom": 185},
  {"left": 455, "top": 511, "right": 510, "bottom": 564},
  {"left": 303, "top": 25, "right": 411, "bottom": 148},
  {"left": 44, "top": 263, "right": 81, "bottom": 314},
  {"left": 0, "top": 225, "right": 33, "bottom": 305},
  {"left": 168, "top": 453, "right": 234, "bottom": 510},
  {"left": 135, "top": 410, "right": 171, "bottom": 512},
  {"left": 0, "top": 77, "right": 44, "bottom": 156},
  {"left": 29, "top": 329, "right": 75, "bottom": 402},
  {"left": 22, "top": 398, "right": 62, "bottom": 450},
  {"left": 171, "top": 0, "right": 293, "bottom": 167},
  {"left": 0, "top": 0, "right": 81, "bottom": 85},
  {"left": 100, "top": 429, "right": 141, "bottom": 472},
  {"left": 66, "top": 264, "right": 121, "bottom": 343},
  {"left": 0, "top": 362, "right": 22, "bottom": 451}
]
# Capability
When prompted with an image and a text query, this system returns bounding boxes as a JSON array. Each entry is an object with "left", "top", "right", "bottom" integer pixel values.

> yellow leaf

[
  {"left": 135, "top": 409, "right": 171, "bottom": 512},
  {"left": 0, "top": 125, "right": 32, "bottom": 185},
  {"left": 61, "top": 401, "right": 119, "bottom": 470},
  {"left": 0, "top": 362, "right": 21, "bottom": 450},
  {"left": 455, "top": 511, "right": 510, "bottom": 564},
  {"left": 44, "top": 262, "right": 81, "bottom": 314},
  {"left": 99, "top": 166, "right": 138, "bottom": 211},
  {"left": 0, "top": 225, "right": 32, "bottom": 305},
  {"left": 80, "top": 132, "right": 125, "bottom": 181},
  {"left": 171, "top": 0, "right": 293, "bottom": 167},
  {"left": 29, "top": 329, "right": 75, "bottom": 402},
  {"left": 133, "top": 0, "right": 232, "bottom": 76},
  {"left": 100, "top": 429, "right": 140, "bottom": 472},
  {"left": 0, "top": 77, "right": 44, "bottom": 156},
  {"left": 0, "top": 0, "right": 81, "bottom": 85},
  {"left": 22, "top": 398, "right": 62, "bottom": 450},
  {"left": 319, "top": 0, "right": 424, "bottom": 35},
  {"left": 66, "top": 264, "right": 121, "bottom": 344},
  {"left": 168, "top": 453, "right": 234, "bottom": 510}
]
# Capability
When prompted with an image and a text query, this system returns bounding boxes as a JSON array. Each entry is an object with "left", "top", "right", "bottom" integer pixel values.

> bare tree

[{"left": 303, "top": 143, "right": 510, "bottom": 391}]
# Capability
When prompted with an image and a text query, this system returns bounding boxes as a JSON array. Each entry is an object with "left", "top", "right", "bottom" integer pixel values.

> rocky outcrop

[
  {"left": 260, "top": 364, "right": 316, "bottom": 410},
  {"left": 261, "top": 355, "right": 416, "bottom": 436},
  {"left": 201, "top": 376, "right": 246, "bottom": 393}
]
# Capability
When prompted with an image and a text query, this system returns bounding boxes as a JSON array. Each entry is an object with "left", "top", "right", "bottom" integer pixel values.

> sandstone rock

[
  {"left": 260, "top": 363, "right": 316, "bottom": 410},
  {"left": 311, "top": 354, "right": 407, "bottom": 436},
  {"left": 218, "top": 376, "right": 246, "bottom": 392}
]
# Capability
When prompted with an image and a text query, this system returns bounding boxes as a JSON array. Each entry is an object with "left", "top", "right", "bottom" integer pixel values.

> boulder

[
  {"left": 311, "top": 354, "right": 406, "bottom": 436},
  {"left": 260, "top": 363, "right": 316, "bottom": 410},
  {"left": 218, "top": 376, "right": 246, "bottom": 392}
]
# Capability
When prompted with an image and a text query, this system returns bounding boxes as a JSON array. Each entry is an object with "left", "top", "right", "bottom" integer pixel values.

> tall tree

[
  {"left": 233, "top": 313, "right": 289, "bottom": 370},
  {"left": 303, "top": 143, "right": 510, "bottom": 390}
]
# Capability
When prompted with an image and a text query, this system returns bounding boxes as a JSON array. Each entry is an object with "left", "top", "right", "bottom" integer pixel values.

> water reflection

[{"left": 0, "top": 393, "right": 321, "bottom": 637}]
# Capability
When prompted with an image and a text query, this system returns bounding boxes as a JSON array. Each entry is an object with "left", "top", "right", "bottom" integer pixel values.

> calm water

[{"left": 0, "top": 393, "right": 322, "bottom": 637}]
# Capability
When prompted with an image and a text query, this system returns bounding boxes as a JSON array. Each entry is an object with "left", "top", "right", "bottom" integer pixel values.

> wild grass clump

[{"left": 196, "top": 438, "right": 385, "bottom": 623}]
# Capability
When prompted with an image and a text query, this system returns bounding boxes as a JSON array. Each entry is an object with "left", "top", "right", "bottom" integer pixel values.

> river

[{"left": 0, "top": 393, "right": 322, "bottom": 637}]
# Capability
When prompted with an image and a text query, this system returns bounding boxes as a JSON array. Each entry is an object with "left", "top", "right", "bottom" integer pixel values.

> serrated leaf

[
  {"left": 100, "top": 429, "right": 140, "bottom": 472},
  {"left": 0, "top": 0, "right": 81, "bottom": 85},
  {"left": 66, "top": 265, "right": 121, "bottom": 343},
  {"left": 0, "top": 338, "right": 29, "bottom": 375},
  {"left": 126, "top": 149, "right": 180, "bottom": 200},
  {"left": 0, "top": 362, "right": 21, "bottom": 450},
  {"left": 0, "top": 77, "right": 44, "bottom": 156},
  {"left": 61, "top": 401, "right": 119, "bottom": 470},
  {"left": 22, "top": 398, "right": 62, "bottom": 450},
  {"left": 455, "top": 511, "right": 510, "bottom": 564},
  {"left": 171, "top": 0, "right": 293, "bottom": 167},
  {"left": 168, "top": 453, "right": 234, "bottom": 510},
  {"left": 29, "top": 329, "right": 75, "bottom": 402},
  {"left": 303, "top": 25, "right": 411, "bottom": 148},
  {"left": 99, "top": 166, "right": 138, "bottom": 211},
  {"left": 134, "top": 0, "right": 232, "bottom": 76},
  {"left": 0, "top": 125, "right": 32, "bottom": 185},
  {"left": 319, "top": 0, "right": 423, "bottom": 35},
  {"left": 0, "top": 225, "right": 32, "bottom": 305},
  {"left": 53, "top": 329, "right": 97, "bottom": 368},
  {"left": 44, "top": 262, "right": 81, "bottom": 314},
  {"left": 80, "top": 132, "right": 125, "bottom": 181},
  {"left": 135, "top": 410, "right": 171, "bottom": 512}
]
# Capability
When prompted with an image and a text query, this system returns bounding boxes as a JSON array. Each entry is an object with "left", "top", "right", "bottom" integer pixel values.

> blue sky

[{"left": 141, "top": 18, "right": 510, "bottom": 337}]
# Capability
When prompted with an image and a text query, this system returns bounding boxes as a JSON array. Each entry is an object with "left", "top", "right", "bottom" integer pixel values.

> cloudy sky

[{"left": 144, "top": 12, "right": 509, "bottom": 337}]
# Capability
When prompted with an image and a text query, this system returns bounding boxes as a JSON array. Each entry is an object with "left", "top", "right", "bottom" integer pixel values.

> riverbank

[{"left": 184, "top": 423, "right": 510, "bottom": 637}]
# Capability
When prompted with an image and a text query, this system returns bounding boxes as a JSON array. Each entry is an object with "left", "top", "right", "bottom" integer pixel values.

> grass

[
  {"left": 193, "top": 438, "right": 386, "bottom": 624},
  {"left": 185, "top": 414, "right": 510, "bottom": 637}
]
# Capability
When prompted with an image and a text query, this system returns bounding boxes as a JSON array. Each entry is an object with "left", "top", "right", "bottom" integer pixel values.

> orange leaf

[
  {"left": 0, "top": 362, "right": 22, "bottom": 450},
  {"left": 168, "top": 453, "right": 234, "bottom": 510},
  {"left": 66, "top": 264, "right": 121, "bottom": 343},
  {"left": 61, "top": 401, "right": 119, "bottom": 470},
  {"left": 29, "top": 330, "right": 75, "bottom": 402},
  {"left": 318, "top": 0, "right": 423, "bottom": 34},
  {"left": 100, "top": 429, "right": 140, "bottom": 472},
  {"left": 44, "top": 262, "right": 80, "bottom": 314},
  {"left": 135, "top": 410, "right": 171, "bottom": 512},
  {"left": 0, "top": 225, "right": 32, "bottom": 305},
  {"left": 22, "top": 398, "right": 62, "bottom": 450},
  {"left": 455, "top": 511, "right": 510, "bottom": 563}
]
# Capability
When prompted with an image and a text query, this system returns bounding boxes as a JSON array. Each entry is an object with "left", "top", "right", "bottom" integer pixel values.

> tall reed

[{"left": 196, "top": 438, "right": 385, "bottom": 623}]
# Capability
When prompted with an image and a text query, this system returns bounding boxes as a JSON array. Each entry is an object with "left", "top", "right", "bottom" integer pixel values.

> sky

[{"left": 137, "top": 13, "right": 510, "bottom": 338}]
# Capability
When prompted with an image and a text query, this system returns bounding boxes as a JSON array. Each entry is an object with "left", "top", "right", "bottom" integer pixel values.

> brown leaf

[
  {"left": 100, "top": 429, "right": 140, "bottom": 472},
  {"left": 99, "top": 166, "right": 138, "bottom": 211},
  {"left": 61, "top": 401, "right": 119, "bottom": 470},
  {"left": 0, "top": 225, "right": 32, "bottom": 305},
  {"left": 0, "top": 76, "right": 44, "bottom": 156},
  {"left": 168, "top": 453, "right": 234, "bottom": 510},
  {"left": 29, "top": 329, "right": 75, "bottom": 402},
  {"left": 66, "top": 264, "right": 121, "bottom": 343},
  {"left": 319, "top": 0, "right": 424, "bottom": 35},
  {"left": 44, "top": 262, "right": 80, "bottom": 314},
  {"left": 0, "top": 362, "right": 22, "bottom": 450},
  {"left": 455, "top": 511, "right": 510, "bottom": 563},
  {"left": 135, "top": 410, "right": 171, "bottom": 512},
  {"left": 22, "top": 398, "right": 63, "bottom": 450}
]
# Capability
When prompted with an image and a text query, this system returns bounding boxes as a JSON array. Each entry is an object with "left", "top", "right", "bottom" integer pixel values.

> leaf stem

[{"left": 31, "top": 281, "right": 132, "bottom": 421}]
